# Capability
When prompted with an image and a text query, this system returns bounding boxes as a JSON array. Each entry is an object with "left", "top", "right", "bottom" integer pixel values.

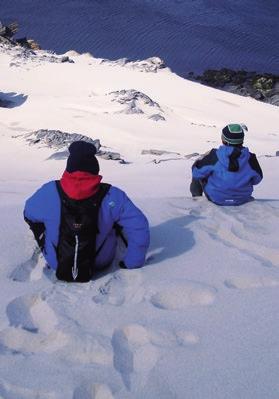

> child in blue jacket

[
  {"left": 190, "top": 124, "right": 263, "bottom": 205},
  {"left": 24, "top": 141, "right": 150, "bottom": 279}
]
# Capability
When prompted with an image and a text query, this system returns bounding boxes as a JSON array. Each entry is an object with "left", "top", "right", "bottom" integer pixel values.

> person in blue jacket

[
  {"left": 24, "top": 141, "right": 150, "bottom": 277},
  {"left": 190, "top": 124, "right": 263, "bottom": 205}
]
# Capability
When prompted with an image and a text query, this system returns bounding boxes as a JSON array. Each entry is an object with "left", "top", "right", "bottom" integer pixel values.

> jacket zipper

[{"left": 72, "top": 235, "right": 79, "bottom": 280}]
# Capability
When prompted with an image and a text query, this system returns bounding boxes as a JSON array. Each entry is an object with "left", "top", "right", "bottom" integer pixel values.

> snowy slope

[{"left": 0, "top": 46, "right": 279, "bottom": 399}]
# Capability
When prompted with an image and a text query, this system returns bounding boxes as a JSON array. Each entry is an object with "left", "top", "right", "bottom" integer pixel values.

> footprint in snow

[
  {"left": 112, "top": 324, "right": 158, "bottom": 391},
  {"left": 61, "top": 333, "right": 112, "bottom": 366},
  {"left": 10, "top": 247, "right": 45, "bottom": 282},
  {"left": 93, "top": 270, "right": 144, "bottom": 306},
  {"left": 188, "top": 200, "right": 279, "bottom": 268},
  {"left": 6, "top": 292, "right": 57, "bottom": 334},
  {"left": 149, "top": 281, "right": 217, "bottom": 310},
  {"left": 0, "top": 292, "right": 68, "bottom": 354},
  {"left": 73, "top": 383, "right": 114, "bottom": 399},
  {"left": 111, "top": 323, "right": 199, "bottom": 392},
  {"left": 0, "top": 379, "right": 56, "bottom": 399},
  {"left": 224, "top": 276, "right": 279, "bottom": 290}
]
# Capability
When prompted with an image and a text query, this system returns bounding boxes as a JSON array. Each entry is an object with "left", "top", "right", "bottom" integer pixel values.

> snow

[{"left": 0, "top": 46, "right": 279, "bottom": 399}]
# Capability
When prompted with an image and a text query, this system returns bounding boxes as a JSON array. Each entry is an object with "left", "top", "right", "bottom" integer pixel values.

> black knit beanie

[
  {"left": 66, "top": 141, "right": 100, "bottom": 174},
  {"left": 222, "top": 124, "right": 246, "bottom": 145}
]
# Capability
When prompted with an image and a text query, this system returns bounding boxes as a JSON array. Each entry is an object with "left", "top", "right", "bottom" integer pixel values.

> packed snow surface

[{"left": 0, "top": 47, "right": 279, "bottom": 399}]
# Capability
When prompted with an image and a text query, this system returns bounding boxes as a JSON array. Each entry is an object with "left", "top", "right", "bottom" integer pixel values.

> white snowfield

[{"left": 0, "top": 47, "right": 279, "bottom": 399}]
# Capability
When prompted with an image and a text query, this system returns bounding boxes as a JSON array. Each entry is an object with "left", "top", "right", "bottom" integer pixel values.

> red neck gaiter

[{"left": 60, "top": 171, "right": 102, "bottom": 200}]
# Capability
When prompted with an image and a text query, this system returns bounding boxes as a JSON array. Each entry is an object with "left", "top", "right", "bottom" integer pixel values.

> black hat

[
  {"left": 222, "top": 124, "right": 247, "bottom": 145},
  {"left": 66, "top": 141, "right": 99, "bottom": 174}
]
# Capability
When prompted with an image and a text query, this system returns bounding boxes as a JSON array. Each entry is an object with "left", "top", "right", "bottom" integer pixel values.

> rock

[
  {"left": 98, "top": 151, "right": 122, "bottom": 161},
  {"left": 110, "top": 89, "right": 160, "bottom": 108},
  {"left": 0, "top": 21, "right": 40, "bottom": 50},
  {"left": 0, "top": 22, "right": 74, "bottom": 65},
  {"left": 193, "top": 68, "right": 279, "bottom": 106},
  {"left": 0, "top": 98, "right": 12, "bottom": 108},
  {"left": 109, "top": 89, "right": 164, "bottom": 119},
  {"left": 0, "top": 21, "right": 18, "bottom": 39},
  {"left": 141, "top": 149, "right": 179, "bottom": 156},
  {"left": 16, "top": 37, "right": 41, "bottom": 50},
  {"left": 23, "top": 129, "right": 126, "bottom": 163},
  {"left": 47, "top": 150, "right": 69, "bottom": 160},
  {"left": 184, "top": 152, "right": 200, "bottom": 159},
  {"left": 100, "top": 56, "right": 167, "bottom": 73},
  {"left": 25, "top": 129, "right": 100, "bottom": 150},
  {"left": 60, "top": 55, "right": 74, "bottom": 63},
  {"left": 268, "top": 95, "right": 279, "bottom": 106},
  {"left": 149, "top": 114, "right": 165, "bottom": 121}
]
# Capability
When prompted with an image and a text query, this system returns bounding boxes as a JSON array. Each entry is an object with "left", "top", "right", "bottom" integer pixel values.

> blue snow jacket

[
  {"left": 192, "top": 145, "right": 263, "bottom": 205},
  {"left": 24, "top": 181, "right": 150, "bottom": 270}
]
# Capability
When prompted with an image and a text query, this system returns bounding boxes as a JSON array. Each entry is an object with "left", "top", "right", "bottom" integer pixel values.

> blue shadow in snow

[{"left": 147, "top": 214, "right": 202, "bottom": 265}]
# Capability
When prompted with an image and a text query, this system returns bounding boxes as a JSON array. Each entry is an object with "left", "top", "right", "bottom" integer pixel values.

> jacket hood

[
  {"left": 60, "top": 171, "right": 102, "bottom": 200},
  {"left": 217, "top": 145, "right": 250, "bottom": 170}
]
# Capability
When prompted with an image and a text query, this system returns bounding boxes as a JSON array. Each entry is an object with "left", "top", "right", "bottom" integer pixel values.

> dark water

[{"left": 2, "top": 0, "right": 279, "bottom": 76}]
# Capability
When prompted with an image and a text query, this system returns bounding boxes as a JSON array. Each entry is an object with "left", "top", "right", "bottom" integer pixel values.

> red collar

[{"left": 60, "top": 171, "right": 102, "bottom": 200}]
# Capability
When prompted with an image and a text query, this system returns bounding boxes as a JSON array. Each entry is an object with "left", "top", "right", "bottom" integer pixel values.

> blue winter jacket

[
  {"left": 24, "top": 182, "right": 150, "bottom": 270},
  {"left": 192, "top": 145, "right": 263, "bottom": 205}
]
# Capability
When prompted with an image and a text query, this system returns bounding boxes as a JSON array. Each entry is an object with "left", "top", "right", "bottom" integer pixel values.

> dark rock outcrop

[
  {"left": 148, "top": 114, "right": 166, "bottom": 122},
  {"left": 0, "top": 92, "right": 28, "bottom": 108},
  {"left": 25, "top": 129, "right": 100, "bottom": 150},
  {"left": 23, "top": 129, "right": 125, "bottom": 163},
  {"left": 0, "top": 22, "right": 74, "bottom": 65},
  {"left": 192, "top": 68, "right": 279, "bottom": 106},
  {"left": 0, "top": 21, "right": 40, "bottom": 50}
]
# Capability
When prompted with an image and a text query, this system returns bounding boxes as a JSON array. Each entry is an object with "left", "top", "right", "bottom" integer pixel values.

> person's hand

[{"left": 119, "top": 261, "right": 127, "bottom": 269}]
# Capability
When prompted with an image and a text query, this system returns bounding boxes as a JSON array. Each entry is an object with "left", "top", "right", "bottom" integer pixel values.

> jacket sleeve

[
  {"left": 110, "top": 188, "right": 150, "bottom": 269},
  {"left": 249, "top": 153, "right": 263, "bottom": 185},
  {"left": 192, "top": 149, "right": 218, "bottom": 180},
  {"left": 24, "top": 186, "right": 47, "bottom": 249},
  {"left": 24, "top": 185, "right": 47, "bottom": 223}
]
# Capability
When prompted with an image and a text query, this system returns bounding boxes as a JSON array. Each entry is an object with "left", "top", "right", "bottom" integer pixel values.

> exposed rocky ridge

[
  {"left": 0, "top": 21, "right": 40, "bottom": 50},
  {"left": 191, "top": 69, "right": 279, "bottom": 106},
  {"left": 1, "top": 23, "right": 168, "bottom": 71},
  {"left": 109, "top": 89, "right": 165, "bottom": 120},
  {"left": 100, "top": 56, "right": 167, "bottom": 73},
  {"left": 22, "top": 129, "right": 125, "bottom": 162},
  {"left": 0, "top": 22, "right": 74, "bottom": 66},
  {"left": 1, "top": 44, "right": 74, "bottom": 67}
]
